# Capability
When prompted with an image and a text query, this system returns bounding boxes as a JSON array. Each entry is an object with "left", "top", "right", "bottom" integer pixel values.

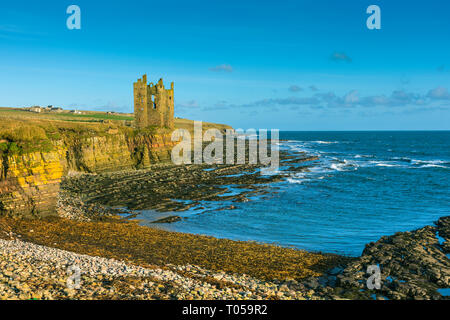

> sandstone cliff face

[
  {"left": 0, "top": 132, "right": 176, "bottom": 217},
  {"left": 0, "top": 148, "right": 66, "bottom": 217}
]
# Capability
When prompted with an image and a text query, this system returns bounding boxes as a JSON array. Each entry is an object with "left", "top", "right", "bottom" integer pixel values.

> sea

[{"left": 139, "top": 131, "right": 450, "bottom": 257}]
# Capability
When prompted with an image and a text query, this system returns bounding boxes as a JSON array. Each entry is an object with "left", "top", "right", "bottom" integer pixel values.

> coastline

[
  {"left": 1, "top": 117, "right": 449, "bottom": 300},
  {"left": 0, "top": 215, "right": 448, "bottom": 300},
  {"left": 0, "top": 216, "right": 347, "bottom": 300}
]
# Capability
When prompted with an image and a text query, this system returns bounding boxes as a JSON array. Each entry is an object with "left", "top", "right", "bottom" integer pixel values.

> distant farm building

[
  {"left": 29, "top": 106, "right": 42, "bottom": 113},
  {"left": 50, "top": 106, "right": 63, "bottom": 113}
]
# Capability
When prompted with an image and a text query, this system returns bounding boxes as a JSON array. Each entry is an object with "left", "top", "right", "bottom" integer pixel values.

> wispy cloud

[
  {"left": 243, "top": 97, "right": 320, "bottom": 108},
  {"left": 427, "top": 87, "right": 450, "bottom": 100},
  {"left": 209, "top": 64, "right": 233, "bottom": 73},
  {"left": 201, "top": 87, "right": 450, "bottom": 112},
  {"left": 344, "top": 90, "right": 359, "bottom": 104},
  {"left": 0, "top": 24, "right": 46, "bottom": 40},
  {"left": 288, "top": 85, "right": 302, "bottom": 92},
  {"left": 330, "top": 52, "right": 352, "bottom": 63},
  {"left": 176, "top": 100, "right": 199, "bottom": 109},
  {"left": 0, "top": 25, "right": 21, "bottom": 33}
]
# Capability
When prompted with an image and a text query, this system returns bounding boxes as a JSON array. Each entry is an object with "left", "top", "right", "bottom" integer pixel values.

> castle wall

[
  {"left": 133, "top": 75, "right": 149, "bottom": 129},
  {"left": 133, "top": 74, "right": 174, "bottom": 129},
  {"left": 166, "top": 83, "right": 175, "bottom": 129}
]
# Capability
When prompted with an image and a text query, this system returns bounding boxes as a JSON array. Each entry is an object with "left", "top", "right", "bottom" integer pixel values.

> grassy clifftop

[{"left": 0, "top": 107, "right": 232, "bottom": 155}]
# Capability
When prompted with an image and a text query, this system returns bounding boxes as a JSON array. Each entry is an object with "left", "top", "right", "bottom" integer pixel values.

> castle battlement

[{"left": 133, "top": 74, "right": 174, "bottom": 129}]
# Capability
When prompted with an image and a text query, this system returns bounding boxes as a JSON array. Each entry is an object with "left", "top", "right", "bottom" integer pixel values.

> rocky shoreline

[
  {"left": 0, "top": 237, "right": 308, "bottom": 300},
  {"left": 1, "top": 141, "right": 448, "bottom": 300},
  {"left": 56, "top": 148, "right": 318, "bottom": 222},
  {"left": 300, "top": 216, "right": 450, "bottom": 300},
  {"left": 0, "top": 215, "right": 448, "bottom": 300},
  {"left": 0, "top": 218, "right": 340, "bottom": 300}
]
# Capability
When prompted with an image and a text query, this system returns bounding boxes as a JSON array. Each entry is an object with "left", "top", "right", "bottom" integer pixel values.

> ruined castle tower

[{"left": 133, "top": 74, "right": 174, "bottom": 129}]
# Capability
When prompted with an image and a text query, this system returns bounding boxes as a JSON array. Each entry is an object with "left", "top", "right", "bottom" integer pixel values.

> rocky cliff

[{"left": 0, "top": 131, "right": 176, "bottom": 218}]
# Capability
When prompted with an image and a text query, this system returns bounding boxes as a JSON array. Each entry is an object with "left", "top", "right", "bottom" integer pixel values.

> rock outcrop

[
  {"left": 334, "top": 216, "right": 450, "bottom": 299},
  {"left": 0, "top": 131, "right": 176, "bottom": 218},
  {"left": 298, "top": 216, "right": 450, "bottom": 300}
]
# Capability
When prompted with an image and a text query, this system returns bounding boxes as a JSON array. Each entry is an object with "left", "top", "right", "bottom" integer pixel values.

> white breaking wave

[
  {"left": 311, "top": 141, "right": 338, "bottom": 144},
  {"left": 418, "top": 164, "right": 448, "bottom": 169},
  {"left": 329, "top": 159, "right": 359, "bottom": 172},
  {"left": 280, "top": 139, "right": 449, "bottom": 187},
  {"left": 375, "top": 163, "right": 401, "bottom": 167},
  {"left": 411, "top": 159, "right": 449, "bottom": 165},
  {"left": 286, "top": 177, "right": 306, "bottom": 184},
  {"left": 354, "top": 154, "right": 376, "bottom": 159}
]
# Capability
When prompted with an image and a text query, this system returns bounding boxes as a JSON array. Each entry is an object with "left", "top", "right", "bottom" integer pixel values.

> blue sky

[{"left": 0, "top": 0, "right": 449, "bottom": 130}]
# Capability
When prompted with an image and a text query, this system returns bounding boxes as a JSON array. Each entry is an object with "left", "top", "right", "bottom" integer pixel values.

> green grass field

[
  {"left": 55, "top": 112, "right": 134, "bottom": 121},
  {"left": 0, "top": 107, "right": 133, "bottom": 122}
]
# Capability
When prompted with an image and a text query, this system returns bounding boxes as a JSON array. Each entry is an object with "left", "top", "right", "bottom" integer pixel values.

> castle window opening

[{"left": 133, "top": 74, "right": 174, "bottom": 129}]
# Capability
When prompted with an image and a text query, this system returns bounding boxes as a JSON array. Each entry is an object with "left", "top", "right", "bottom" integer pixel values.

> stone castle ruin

[{"left": 133, "top": 74, "right": 174, "bottom": 129}]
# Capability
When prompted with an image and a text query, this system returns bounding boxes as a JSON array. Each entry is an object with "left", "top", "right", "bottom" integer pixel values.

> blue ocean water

[{"left": 143, "top": 131, "right": 450, "bottom": 256}]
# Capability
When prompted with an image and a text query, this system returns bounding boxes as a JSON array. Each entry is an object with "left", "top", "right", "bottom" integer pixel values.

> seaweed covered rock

[{"left": 333, "top": 218, "right": 450, "bottom": 300}]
